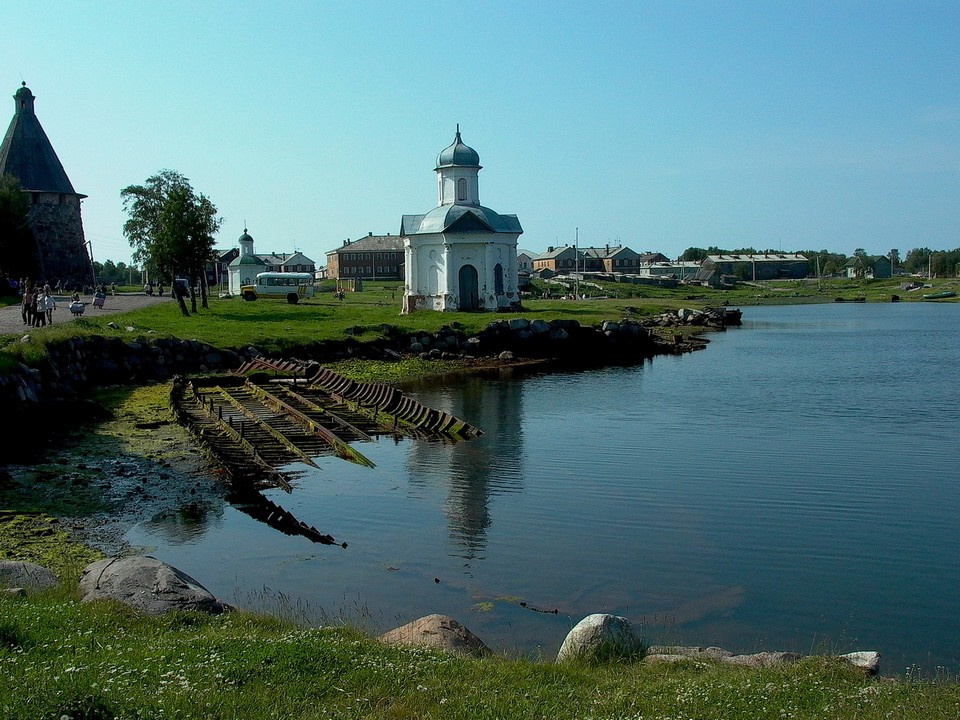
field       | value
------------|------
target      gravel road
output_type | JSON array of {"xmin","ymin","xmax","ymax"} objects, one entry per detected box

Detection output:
[{"xmin": 0, "ymin": 293, "xmax": 169, "ymax": 336}]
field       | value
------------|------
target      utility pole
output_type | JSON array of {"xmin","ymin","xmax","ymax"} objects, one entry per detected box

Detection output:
[{"xmin": 574, "ymin": 227, "xmax": 579, "ymax": 300}]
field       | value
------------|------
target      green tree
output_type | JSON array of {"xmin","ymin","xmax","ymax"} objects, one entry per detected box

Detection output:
[
  {"xmin": 903, "ymin": 247, "xmax": 931, "ymax": 275},
  {"xmin": 681, "ymin": 247, "xmax": 708, "ymax": 262},
  {"xmin": 121, "ymin": 170, "xmax": 221, "ymax": 316},
  {"xmin": 0, "ymin": 174, "xmax": 40, "ymax": 284},
  {"xmin": 852, "ymin": 248, "xmax": 869, "ymax": 278},
  {"xmin": 888, "ymin": 248, "xmax": 900, "ymax": 274}
]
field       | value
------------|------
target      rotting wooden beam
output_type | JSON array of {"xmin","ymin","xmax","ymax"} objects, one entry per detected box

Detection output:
[
  {"xmin": 245, "ymin": 380, "xmax": 376, "ymax": 468},
  {"xmin": 176, "ymin": 381, "xmax": 293, "ymax": 492},
  {"xmin": 211, "ymin": 385, "xmax": 321, "ymax": 470},
  {"xmin": 275, "ymin": 384, "xmax": 374, "ymax": 441}
]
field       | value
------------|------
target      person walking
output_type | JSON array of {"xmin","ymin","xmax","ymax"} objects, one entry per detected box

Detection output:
[
  {"xmin": 44, "ymin": 290, "xmax": 56, "ymax": 324},
  {"xmin": 31, "ymin": 287, "xmax": 45, "ymax": 327},
  {"xmin": 20, "ymin": 287, "xmax": 31, "ymax": 325}
]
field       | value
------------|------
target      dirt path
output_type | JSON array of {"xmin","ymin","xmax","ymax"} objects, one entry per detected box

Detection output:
[{"xmin": 0, "ymin": 293, "xmax": 170, "ymax": 336}]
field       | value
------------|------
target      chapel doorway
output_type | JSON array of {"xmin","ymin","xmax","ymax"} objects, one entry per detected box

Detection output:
[{"xmin": 458, "ymin": 264, "xmax": 479, "ymax": 310}]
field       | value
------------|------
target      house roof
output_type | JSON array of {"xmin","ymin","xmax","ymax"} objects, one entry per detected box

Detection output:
[
  {"xmin": 580, "ymin": 246, "xmax": 639, "ymax": 260},
  {"xmin": 401, "ymin": 204, "xmax": 522, "ymax": 236},
  {"xmin": 258, "ymin": 251, "xmax": 314, "ymax": 267},
  {"xmin": 0, "ymin": 83, "xmax": 83, "ymax": 196},
  {"xmin": 637, "ymin": 252, "xmax": 669, "ymax": 263},
  {"xmin": 533, "ymin": 246, "xmax": 577, "ymax": 259},
  {"xmin": 707, "ymin": 253, "xmax": 807, "ymax": 262},
  {"xmin": 328, "ymin": 234, "xmax": 404, "ymax": 256},
  {"xmin": 844, "ymin": 254, "xmax": 887, "ymax": 267}
]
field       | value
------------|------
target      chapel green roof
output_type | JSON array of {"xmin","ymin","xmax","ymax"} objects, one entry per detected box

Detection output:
[{"xmin": 435, "ymin": 126, "xmax": 481, "ymax": 170}]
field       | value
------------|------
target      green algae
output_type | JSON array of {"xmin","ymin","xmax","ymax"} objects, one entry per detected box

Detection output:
[{"xmin": 0, "ymin": 511, "xmax": 103, "ymax": 582}]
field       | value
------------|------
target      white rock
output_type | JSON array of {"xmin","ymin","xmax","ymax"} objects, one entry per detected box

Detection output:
[
  {"xmin": 557, "ymin": 613, "xmax": 644, "ymax": 662},
  {"xmin": 840, "ymin": 651, "xmax": 881, "ymax": 675}
]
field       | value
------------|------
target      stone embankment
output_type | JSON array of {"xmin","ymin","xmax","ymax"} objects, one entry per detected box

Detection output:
[{"xmin": 2, "ymin": 308, "xmax": 735, "ymax": 414}]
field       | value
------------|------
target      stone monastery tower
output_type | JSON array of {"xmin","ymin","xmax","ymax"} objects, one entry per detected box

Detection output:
[
  {"xmin": 400, "ymin": 127, "xmax": 522, "ymax": 312},
  {"xmin": 0, "ymin": 82, "xmax": 90, "ymax": 284}
]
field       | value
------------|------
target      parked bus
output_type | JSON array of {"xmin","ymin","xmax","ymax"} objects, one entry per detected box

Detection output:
[{"xmin": 241, "ymin": 272, "xmax": 315, "ymax": 304}]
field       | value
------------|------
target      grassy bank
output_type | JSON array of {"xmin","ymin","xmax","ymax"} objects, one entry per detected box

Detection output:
[
  {"xmin": 3, "ymin": 277, "xmax": 957, "ymax": 364},
  {"xmin": 3, "ymin": 588, "xmax": 960, "ymax": 720}
]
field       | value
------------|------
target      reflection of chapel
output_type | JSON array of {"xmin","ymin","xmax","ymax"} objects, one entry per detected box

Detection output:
[{"xmin": 400, "ymin": 127, "xmax": 522, "ymax": 312}]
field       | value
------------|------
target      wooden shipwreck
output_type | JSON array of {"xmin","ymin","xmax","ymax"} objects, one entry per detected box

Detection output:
[{"xmin": 171, "ymin": 357, "xmax": 483, "ymax": 546}]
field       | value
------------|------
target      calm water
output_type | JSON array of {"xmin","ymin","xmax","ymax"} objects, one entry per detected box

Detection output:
[{"xmin": 127, "ymin": 302, "xmax": 960, "ymax": 673}]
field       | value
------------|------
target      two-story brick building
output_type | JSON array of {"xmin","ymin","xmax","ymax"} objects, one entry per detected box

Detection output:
[{"xmin": 325, "ymin": 233, "xmax": 404, "ymax": 281}]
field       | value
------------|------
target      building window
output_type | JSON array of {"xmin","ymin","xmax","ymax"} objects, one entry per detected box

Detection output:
[{"xmin": 457, "ymin": 178, "xmax": 467, "ymax": 201}]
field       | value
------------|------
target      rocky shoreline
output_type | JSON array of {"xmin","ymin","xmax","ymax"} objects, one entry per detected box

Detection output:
[{"xmin": 0, "ymin": 308, "xmax": 733, "ymax": 414}]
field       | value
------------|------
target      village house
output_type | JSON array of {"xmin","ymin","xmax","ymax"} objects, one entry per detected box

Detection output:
[
  {"xmin": 844, "ymin": 254, "xmax": 892, "ymax": 279},
  {"xmin": 517, "ymin": 249, "xmax": 535, "ymax": 272},
  {"xmin": 532, "ymin": 245, "xmax": 579, "ymax": 272},
  {"xmin": 582, "ymin": 245, "xmax": 643, "ymax": 273},
  {"xmin": 700, "ymin": 253, "xmax": 809, "ymax": 282},
  {"xmin": 324, "ymin": 233, "xmax": 404, "ymax": 281},
  {"xmin": 636, "ymin": 260, "xmax": 702, "ymax": 279}
]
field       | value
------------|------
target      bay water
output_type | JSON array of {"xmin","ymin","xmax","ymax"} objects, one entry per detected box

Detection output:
[{"xmin": 127, "ymin": 302, "xmax": 960, "ymax": 673}]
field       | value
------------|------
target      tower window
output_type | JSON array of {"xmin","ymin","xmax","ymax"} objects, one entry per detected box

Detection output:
[{"xmin": 457, "ymin": 178, "xmax": 467, "ymax": 201}]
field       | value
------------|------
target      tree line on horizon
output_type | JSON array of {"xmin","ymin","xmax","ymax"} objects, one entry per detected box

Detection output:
[{"xmin": 680, "ymin": 245, "xmax": 959, "ymax": 277}]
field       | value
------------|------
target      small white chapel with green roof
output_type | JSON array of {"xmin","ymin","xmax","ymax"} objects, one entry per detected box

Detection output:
[{"xmin": 400, "ymin": 128, "xmax": 522, "ymax": 312}]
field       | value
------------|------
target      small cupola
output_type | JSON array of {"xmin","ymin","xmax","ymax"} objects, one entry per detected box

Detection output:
[
  {"xmin": 13, "ymin": 82, "xmax": 35, "ymax": 115},
  {"xmin": 435, "ymin": 125, "xmax": 481, "ymax": 169},
  {"xmin": 238, "ymin": 227, "xmax": 255, "ymax": 256},
  {"xmin": 435, "ymin": 125, "xmax": 482, "ymax": 207}
]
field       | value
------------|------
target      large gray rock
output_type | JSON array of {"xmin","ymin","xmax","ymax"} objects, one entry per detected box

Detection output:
[
  {"xmin": 840, "ymin": 651, "xmax": 881, "ymax": 675},
  {"xmin": 557, "ymin": 613, "xmax": 645, "ymax": 662},
  {"xmin": 0, "ymin": 560, "xmax": 58, "ymax": 590},
  {"xmin": 644, "ymin": 645, "xmax": 734, "ymax": 664},
  {"xmin": 379, "ymin": 614, "xmax": 489, "ymax": 657},
  {"xmin": 78, "ymin": 556, "xmax": 228, "ymax": 615},
  {"xmin": 724, "ymin": 651, "xmax": 803, "ymax": 668}
]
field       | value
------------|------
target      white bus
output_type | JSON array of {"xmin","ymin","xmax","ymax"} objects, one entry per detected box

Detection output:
[{"xmin": 241, "ymin": 272, "xmax": 315, "ymax": 304}]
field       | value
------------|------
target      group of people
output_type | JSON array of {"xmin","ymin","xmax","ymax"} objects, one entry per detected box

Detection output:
[{"xmin": 19, "ymin": 282, "xmax": 56, "ymax": 327}]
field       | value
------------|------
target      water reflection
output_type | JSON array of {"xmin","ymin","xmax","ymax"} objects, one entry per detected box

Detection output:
[
  {"xmin": 141, "ymin": 499, "xmax": 226, "ymax": 545},
  {"xmin": 407, "ymin": 377, "xmax": 525, "ymax": 560}
]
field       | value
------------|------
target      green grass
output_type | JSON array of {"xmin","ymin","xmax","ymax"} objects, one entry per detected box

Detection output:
[
  {"xmin": 0, "ymin": 282, "xmax": 677, "ymax": 361},
  {"xmin": 4, "ymin": 278, "xmax": 958, "ymax": 363},
  {"xmin": 1, "ymin": 590, "xmax": 958, "ymax": 720}
]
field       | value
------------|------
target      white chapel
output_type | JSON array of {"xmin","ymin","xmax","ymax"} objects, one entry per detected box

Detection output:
[{"xmin": 400, "ymin": 127, "xmax": 522, "ymax": 312}]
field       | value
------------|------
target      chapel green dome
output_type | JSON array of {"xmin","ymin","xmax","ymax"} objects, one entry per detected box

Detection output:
[{"xmin": 435, "ymin": 126, "xmax": 480, "ymax": 169}]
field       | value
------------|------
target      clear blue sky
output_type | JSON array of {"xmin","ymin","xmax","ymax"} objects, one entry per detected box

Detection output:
[{"xmin": 4, "ymin": 0, "xmax": 958, "ymax": 266}]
